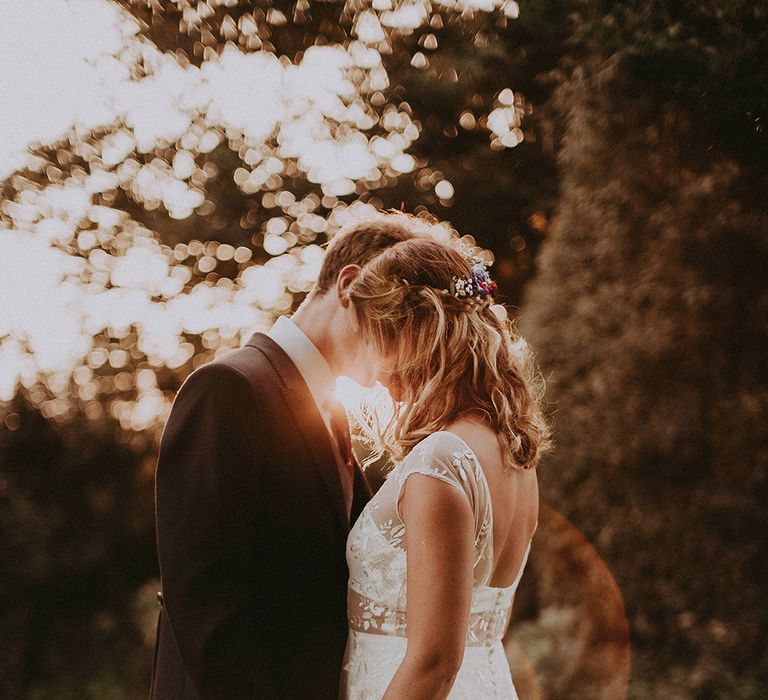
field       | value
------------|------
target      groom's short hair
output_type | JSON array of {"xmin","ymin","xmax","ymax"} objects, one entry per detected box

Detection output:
[{"xmin": 315, "ymin": 211, "xmax": 441, "ymax": 294}]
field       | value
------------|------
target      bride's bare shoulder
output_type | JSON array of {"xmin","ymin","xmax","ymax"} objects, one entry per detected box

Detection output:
[
  {"xmin": 444, "ymin": 418, "xmax": 538, "ymax": 484},
  {"xmin": 442, "ymin": 418, "xmax": 502, "ymax": 462}
]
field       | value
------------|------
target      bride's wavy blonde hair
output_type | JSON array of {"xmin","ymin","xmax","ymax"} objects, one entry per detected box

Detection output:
[{"xmin": 347, "ymin": 238, "xmax": 550, "ymax": 471}]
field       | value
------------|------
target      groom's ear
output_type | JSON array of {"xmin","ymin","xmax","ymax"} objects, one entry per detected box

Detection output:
[{"xmin": 336, "ymin": 264, "xmax": 361, "ymax": 307}]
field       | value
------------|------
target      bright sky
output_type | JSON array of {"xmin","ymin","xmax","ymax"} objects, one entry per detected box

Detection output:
[
  {"xmin": 0, "ymin": 0, "xmax": 519, "ymax": 178},
  {"xmin": 0, "ymin": 0, "xmax": 138, "ymax": 178}
]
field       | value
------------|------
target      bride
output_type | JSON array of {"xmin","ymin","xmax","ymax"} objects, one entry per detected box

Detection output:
[{"xmin": 340, "ymin": 238, "xmax": 550, "ymax": 699}]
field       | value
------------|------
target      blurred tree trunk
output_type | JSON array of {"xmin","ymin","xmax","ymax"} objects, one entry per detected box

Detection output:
[{"xmin": 521, "ymin": 54, "xmax": 768, "ymax": 698}]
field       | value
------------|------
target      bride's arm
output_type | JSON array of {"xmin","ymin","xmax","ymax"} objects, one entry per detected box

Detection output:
[{"xmin": 382, "ymin": 473, "xmax": 475, "ymax": 700}]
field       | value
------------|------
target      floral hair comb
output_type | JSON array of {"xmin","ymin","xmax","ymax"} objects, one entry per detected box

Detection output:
[{"xmin": 449, "ymin": 261, "xmax": 498, "ymax": 302}]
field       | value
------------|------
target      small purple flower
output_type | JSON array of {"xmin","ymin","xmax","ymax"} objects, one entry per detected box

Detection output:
[{"xmin": 450, "ymin": 261, "xmax": 497, "ymax": 302}]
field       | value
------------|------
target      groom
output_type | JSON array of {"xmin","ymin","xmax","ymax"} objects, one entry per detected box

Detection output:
[{"xmin": 150, "ymin": 214, "xmax": 417, "ymax": 699}]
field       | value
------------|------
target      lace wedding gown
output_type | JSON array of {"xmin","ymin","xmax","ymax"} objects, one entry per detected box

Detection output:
[{"xmin": 341, "ymin": 431, "xmax": 533, "ymax": 699}]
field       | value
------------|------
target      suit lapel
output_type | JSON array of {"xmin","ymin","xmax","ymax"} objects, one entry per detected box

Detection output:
[{"xmin": 246, "ymin": 333, "xmax": 349, "ymax": 531}]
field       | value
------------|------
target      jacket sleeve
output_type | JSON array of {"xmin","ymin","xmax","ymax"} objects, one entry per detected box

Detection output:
[{"xmin": 155, "ymin": 362, "xmax": 279, "ymax": 699}]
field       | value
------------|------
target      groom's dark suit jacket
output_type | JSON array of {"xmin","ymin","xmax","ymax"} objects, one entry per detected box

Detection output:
[{"xmin": 150, "ymin": 332, "xmax": 371, "ymax": 700}]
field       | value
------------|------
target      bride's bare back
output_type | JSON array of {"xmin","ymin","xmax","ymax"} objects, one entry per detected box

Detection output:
[{"xmin": 446, "ymin": 418, "xmax": 539, "ymax": 589}]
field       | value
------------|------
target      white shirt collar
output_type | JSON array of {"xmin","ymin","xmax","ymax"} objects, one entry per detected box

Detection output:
[{"xmin": 267, "ymin": 315, "xmax": 335, "ymax": 411}]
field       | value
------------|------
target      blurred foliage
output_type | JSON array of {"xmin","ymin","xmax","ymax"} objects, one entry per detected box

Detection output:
[
  {"xmin": 521, "ymin": 53, "xmax": 768, "ymax": 698},
  {"xmin": 0, "ymin": 397, "xmax": 155, "ymax": 698},
  {"xmin": 1, "ymin": 0, "xmax": 766, "ymax": 697},
  {"xmin": 572, "ymin": 0, "xmax": 768, "ymax": 171}
]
